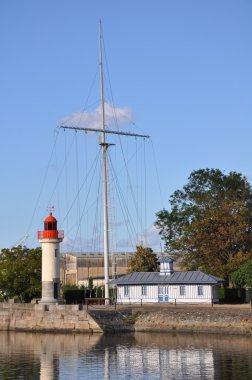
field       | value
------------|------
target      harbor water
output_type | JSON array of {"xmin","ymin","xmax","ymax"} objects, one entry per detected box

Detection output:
[{"xmin": 0, "ymin": 331, "xmax": 251, "ymax": 379}]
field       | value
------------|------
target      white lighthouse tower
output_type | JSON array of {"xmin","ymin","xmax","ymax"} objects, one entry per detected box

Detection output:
[{"xmin": 38, "ymin": 212, "xmax": 64, "ymax": 304}]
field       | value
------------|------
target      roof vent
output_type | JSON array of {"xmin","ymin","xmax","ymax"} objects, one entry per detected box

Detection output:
[{"xmin": 160, "ymin": 256, "xmax": 174, "ymax": 275}]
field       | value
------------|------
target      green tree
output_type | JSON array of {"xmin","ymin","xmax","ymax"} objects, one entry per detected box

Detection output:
[
  {"xmin": 155, "ymin": 169, "xmax": 252, "ymax": 281},
  {"xmin": 128, "ymin": 245, "xmax": 158, "ymax": 273},
  {"xmin": 0, "ymin": 246, "xmax": 42, "ymax": 302},
  {"xmin": 231, "ymin": 259, "xmax": 252, "ymax": 288}
]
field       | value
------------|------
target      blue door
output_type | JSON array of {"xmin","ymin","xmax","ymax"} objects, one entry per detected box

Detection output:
[{"xmin": 158, "ymin": 286, "xmax": 169, "ymax": 302}]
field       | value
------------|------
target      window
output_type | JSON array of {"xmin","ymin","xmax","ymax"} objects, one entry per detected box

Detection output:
[
  {"xmin": 198, "ymin": 286, "xmax": 204, "ymax": 296},
  {"xmin": 54, "ymin": 282, "xmax": 58, "ymax": 299},
  {"xmin": 124, "ymin": 286, "xmax": 129, "ymax": 297},
  {"xmin": 44, "ymin": 222, "xmax": 57, "ymax": 231},
  {"xmin": 180, "ymin": 285, "xmax": 186, "ymax": 296},
  {"xmin": 55, "ymin": 249, "xmax": 58, "ymax": 258},
  {"xmin": 141, "ymin": 286, "xmax": 147, "ymax": 297}
]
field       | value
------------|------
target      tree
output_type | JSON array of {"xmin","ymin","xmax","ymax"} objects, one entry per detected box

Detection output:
[
  {"xmin": 0, "ymin": 246, "xmax": 42, "ymax": 302},
  {"xmin": 231, "ymin": 259, "xmax": 252, "ymax": 288},
  {"xmin": 155, "ymin": 169, "xmax": 252, "ymax": 281},
  {"xmin": 128, "ymin": 245, "xmax": 158, "ymax": 273}
]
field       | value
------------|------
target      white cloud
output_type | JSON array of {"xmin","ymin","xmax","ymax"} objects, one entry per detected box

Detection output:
[
  {"xmin": 60, "ymin": 102, "xmax": 133, "ymax": 131},
  {"xmin": 116, "ymin": 224, "xmax": 162, "ymax": 252},
  {"xmin": 138, "ymin": 224, "xmax": 162, "ymax": 250},
  {"xmin": 62, "ymin": 224, "xmax": 162, "ymax": 253},
  {"xmin": 61, "ymin": 235, "xmax": 103, "ymax": 253}
]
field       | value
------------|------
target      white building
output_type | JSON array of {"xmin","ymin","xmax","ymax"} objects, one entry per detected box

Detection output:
[{"xmin": 111, "ymin": 257, "xmax": 224, "ymax": 304}]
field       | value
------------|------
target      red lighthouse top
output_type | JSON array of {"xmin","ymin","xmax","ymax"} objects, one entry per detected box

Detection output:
[{"xmin": 37, "ymin": 212, "xmax": 64, "ymax": 240}]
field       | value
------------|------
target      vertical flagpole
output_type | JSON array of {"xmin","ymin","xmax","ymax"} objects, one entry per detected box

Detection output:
[{"xmin": 99, "ymin": 20, "xmax": 110, "ymax": 302}]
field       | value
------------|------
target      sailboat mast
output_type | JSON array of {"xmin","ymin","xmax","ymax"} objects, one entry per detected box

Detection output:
[{"xmin": 99, "ymin": 20, "xmax": 110, "ymax": 301}]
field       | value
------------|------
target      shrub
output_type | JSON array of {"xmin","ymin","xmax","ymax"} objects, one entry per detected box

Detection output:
[{"xmin": 218, "ymin": 288, "xmax": 246, "ymax": 303}]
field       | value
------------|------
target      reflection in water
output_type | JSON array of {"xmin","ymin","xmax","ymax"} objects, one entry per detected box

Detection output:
[{"xmin": 0, "ymin": 332, "xmax": 252, "ymax": 379}]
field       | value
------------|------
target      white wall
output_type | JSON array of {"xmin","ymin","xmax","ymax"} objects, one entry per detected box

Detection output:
[
  {"xmin": 116, "ymin": 284, "xmax": 219, "ymax": 304},
  {"xmin": 41, "ymin": 239, "xmax": 60, "ymax": 282}
]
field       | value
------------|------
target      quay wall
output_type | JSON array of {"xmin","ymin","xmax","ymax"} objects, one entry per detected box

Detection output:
[
  {"xmin": 0, "ymin": 303, "xmax": 102, "ymax": 333},
  {"xmin": 1, "ymin": 303, "xmax": 252, "ymax": 335},
  {"xmin": 89, "ymin": 304, "xmax": 252, "ymax": 335},
  {"xmin": 133, "ymin": 305, "xmax": 252, "ymax": 335}
]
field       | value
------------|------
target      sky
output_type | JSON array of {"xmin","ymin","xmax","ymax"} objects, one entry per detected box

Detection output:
[{"xmin": 0, "ymin": 0, "xmax": 252, "ymax": 252}]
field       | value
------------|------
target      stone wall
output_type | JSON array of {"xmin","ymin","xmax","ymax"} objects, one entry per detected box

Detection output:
[
  {"xmin": 0, "ymin": 303, "xmax": 102, "ymax": 333},
  {"xmin": 1, "ymin": 303, "xmax": 252, "ymax": 335},
  {"xmin": 133, "ymin": 305, "xmax": 252, "ymax": 334},
  {"xmin": 89, "ymin": 304, "xmax": 252, "ymax": 335}
]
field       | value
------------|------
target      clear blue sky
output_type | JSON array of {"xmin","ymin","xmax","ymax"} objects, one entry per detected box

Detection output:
[{"xmin": 1, "ymin": 1, "xmax": 252, "ymax": 251}]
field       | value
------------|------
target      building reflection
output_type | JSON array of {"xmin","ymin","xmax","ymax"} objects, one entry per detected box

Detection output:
[{"xmin": 0, "ymin": 332, "xmax": 252, "ymax": 379}]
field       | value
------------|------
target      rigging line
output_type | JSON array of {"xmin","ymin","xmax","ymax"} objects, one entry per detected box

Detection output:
[
  {"xmin": 107, "ymin": 150, "xmax": 117, "ymax": 254},
  {"xmin": 75, "ymin": 131, "xmax": 82, "ymax": 249},
  {"xmin": 63, "ymin": 150, "xmax": 103, "ymax": 235},
  {"xmin": 46, "ymin": 131, "xmax": 77, "ymax": 215},
  {"xmin": 107, "ymin": 153, "xmax": 137, "ymax": 250},
  {"xmin": 64, "ymin": 131, "xmax": 69, "ymax": 233},
  {"xmin": 116, "ymin": 136, "xmax": 145, "ymax": 236},
  {"xmin": 91, "ymin": 163, "xmax": 102, "ymax": 253},
  {"xmin": 106, "ymin": 150, "xmax": 117, "ymax": 255},
  {"xmin": 54, "ymin": 131, "xmax": 61, "ymax": 221},
  {"xmin": 62, "ymin": 65, "xmax": 100, "ymax": 127},
  {"xmin": 150, "ymin": 139, "xmax": 165, "ymax": 208},
  {"xmin": 26, "ymin": 128, "xmax": 60, "ymax": 238},
  {"xmin": 70, "ymin": 149, "xmax": 101, "ymax": 253},
  {"xmin": 103, "ymin": 139, "xmax": 145, "ymax": 182},
  {"xmin": 103, "ymin": 41, "xmax": 148, "ymax": 139},
  {"xmin": 84, "ymin": 133, "xmax": 89, "ymax": 251},
  {"xmin": 59, "ymin": 148, "xmax": 101, "ymax": 228},
  {"xmin": 101, "ymin": 31, "xmax": 150, "ymax": 240},
  {"xmin": 102, "ymin": 35, "xmax": 135, "ymax": 131},
  {"xmin": 143, "ymin": 138, "xmax": 147, "ymax": 245},
  {"xmin": 98, "ymin": 63, "xmax": 147, "ymax": 235},
  {"xmin": 111, "ymin": 176, "xmax": 137, "ymax": 250},
  {"xmin": 30, "ymin": 130, "xmax": 76, "ymax": 247},
  {"xmin": 135, "ymin": 137, "xmax": 139, "ymax": 239}
]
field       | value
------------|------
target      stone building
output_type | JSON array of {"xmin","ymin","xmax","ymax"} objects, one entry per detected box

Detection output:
[{"xmin": 60, "ymin": 252, "xmax": 134, "ymax": 286}]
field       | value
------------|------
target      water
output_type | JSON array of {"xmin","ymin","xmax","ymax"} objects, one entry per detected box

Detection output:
[{"xmin": 0, "ymin": 331, "xmax": 252, "ymax": 380}]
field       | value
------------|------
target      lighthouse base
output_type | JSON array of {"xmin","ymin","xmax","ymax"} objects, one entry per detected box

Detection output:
[{"xmin": 40, "ymin": 280, "xmax": 60, "ymax": 304}]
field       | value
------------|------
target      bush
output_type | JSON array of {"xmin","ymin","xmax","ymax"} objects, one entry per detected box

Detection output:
[
  {"xmin": 247, "ymin": 288, "xmax": 252, "ymax": 302},
  {"xmin": 218, "ymin": 288, "xmax": 246, "ymax": 303},
  {"xmin": 63, "ymin": 285, "xmax": 85, "ymax": 304}
]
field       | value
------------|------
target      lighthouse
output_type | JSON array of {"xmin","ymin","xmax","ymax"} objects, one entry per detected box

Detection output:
[{"xmin": 37, "ymin": 212, "xmax": 64, "ymax": 304}]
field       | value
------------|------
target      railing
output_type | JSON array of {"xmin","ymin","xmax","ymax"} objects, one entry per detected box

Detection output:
[
  {"xmin": 117, "ymin": 296, "xmax": 216, "ymax": 307},
  {"xmin": 85, "ymin": 298, "xmax": 115, "ymax": 310},
  {"xmin": 37, "ymin": 230, "xmax": 64, "ymax": 239}
]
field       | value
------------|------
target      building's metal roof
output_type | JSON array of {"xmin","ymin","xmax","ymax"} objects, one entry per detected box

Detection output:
[
  {"xmin": 158, "ymin": 256, "xmax": 174, "ymax": 263},
  {"xmin": 110, "ymin": 271, "xmax": 224, "ymax": 285}
]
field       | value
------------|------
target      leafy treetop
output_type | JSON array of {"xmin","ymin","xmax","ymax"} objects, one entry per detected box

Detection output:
[
  {"xmin": 128, "ymin": 245, "xmax": 158, "ymax": 273},
  {"xmin": 0, "ymin": 246, "xmax": 41, "ymax": 302},
  {"xmin": 231, "ymin": 259, "xmax": 252, "ymax": 288},
  {"xmin": 155, "ymin": 168, "xmax": 252, "ymax": 281}
]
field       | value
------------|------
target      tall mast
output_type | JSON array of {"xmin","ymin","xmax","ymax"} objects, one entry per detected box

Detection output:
[
  {"xmin": 99, "ymin": 20, "xmax": 110, "ymax": 301},
  {"xmin": 59, "ymin": 22, "xmax": 150, "ymax": 302}
]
